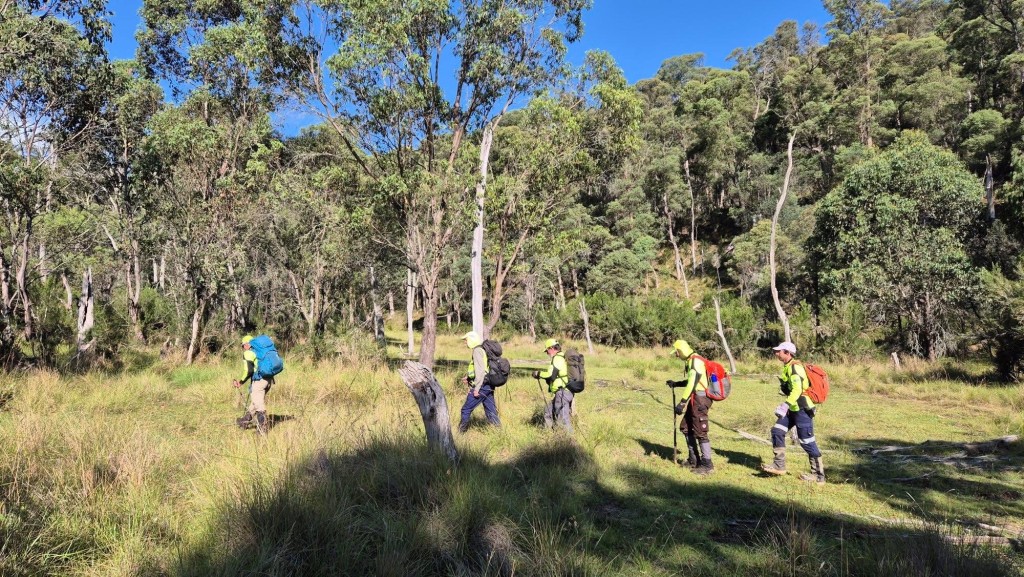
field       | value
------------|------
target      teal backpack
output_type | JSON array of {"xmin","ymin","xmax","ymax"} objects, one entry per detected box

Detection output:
[{"xmin": 249, "ymin": 335, "xmax": 284, "ymax": 380}]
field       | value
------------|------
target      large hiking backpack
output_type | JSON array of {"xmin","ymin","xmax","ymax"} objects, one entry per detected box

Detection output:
[
  {"xmin": 804, "ymin": 363, "xmax": 830, "ymax": 404},
  {"xmin": 249, "ymin": 335, "xmax": 284, "ymax": 380},
  {"xmin": 480, "ymin": 339, "xmax": 510, "ymax": 387},
  {"xmin": 694, "ymin": 355, "xmax": 731, "ymax": 401},
  {"xmin": 565, "ymin": 348, "xmax": 586, "ymax": 393}
]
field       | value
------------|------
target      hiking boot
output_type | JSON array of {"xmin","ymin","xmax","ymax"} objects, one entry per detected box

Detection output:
[
  {"xmin": 236, "ymin": 412, "xmax": 253, "ymax": 430},
  {"xmin": 692, "ymin": 465, "xmax": 716, "ymax": 479},
  {"xmin": 799, "ymin": 456, "xmax": 826, "ymax": 484},
  {"xmin": 255, "ymin": 411, "xmax": 268, "ymax": 434},
  {"xmin": 684, "ymin": 446, "xmax": 701, "ymax": 468},
  {"xmin": 683, "ymin": 434, "xmax": 701, "ymax": 468},
  {"xmin": 692, "ymin": 461, "xmax": 715, "ymax": 476},
  {"xmin": 762, "ymin": 448, "xmax": 787, "ymax": 476}
]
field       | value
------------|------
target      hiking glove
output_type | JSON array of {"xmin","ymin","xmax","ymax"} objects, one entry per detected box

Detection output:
[
  {"xmin": 666, "ymin": 380, "xmax": 676, "ymax": 388},
  {"xmin": 774, "ymin": 402, "xmax": 790, "ymax": 418},
  {"xmin": 532, "ymin": 370, "xmax": 540, "ymax": 379},
  {"xmin": 674, "ymin": 402, "xmax": 685, "ymax": 415}
]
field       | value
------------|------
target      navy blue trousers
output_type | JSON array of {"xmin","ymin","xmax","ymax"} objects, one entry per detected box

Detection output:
[
  {"xmin": 459, "ymin": 385, "xmax": 501, "ymax": 430},
  {"xmin": 771, "ymin": 408, "xmax": 821, "ymax": 458}
]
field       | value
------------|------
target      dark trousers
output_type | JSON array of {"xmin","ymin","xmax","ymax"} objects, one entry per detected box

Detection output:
[
  {"xmin": 459, "ymin": 385, "xmax": 501, "ymax": 430},
  {"xmin": 771, "ymin": 408, "xmax": 821, "ymax": 458},
  {"xmin": 544, "ymin": 387, "xmax": 574, "ymax": 433},
  {"xmin": 680, "ymin": 394, "xmax": 712, "ymax": 442}
]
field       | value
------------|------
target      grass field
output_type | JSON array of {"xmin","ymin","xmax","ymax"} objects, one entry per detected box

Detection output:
[{"xmin": 1, "ymin": 333, "xmax": 1023, "ymax": 576}]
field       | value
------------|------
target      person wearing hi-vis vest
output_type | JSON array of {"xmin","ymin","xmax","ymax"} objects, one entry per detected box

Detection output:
[
  {"xmin": 457, "ymin": 331, "xmax": 501, "ymax": 433},
  {"xmin": 761, "ymin": 341, "xmax": 825, "ymax": 483},
  {"xmin": 667, "ymin": 339, "xmax": 715, "ymax": 475},
  {"xmin": 533, "ymin": 338, "xmax": 573, "ymax": 433},
  {"xmin": 232, "ymin": 335, "xmax": 272, "ymax": 432}
]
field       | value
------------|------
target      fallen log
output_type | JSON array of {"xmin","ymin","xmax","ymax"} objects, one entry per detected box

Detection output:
[{"xmin": 853, "ymin": 435, "xmax": 1018, "ymax": 456}]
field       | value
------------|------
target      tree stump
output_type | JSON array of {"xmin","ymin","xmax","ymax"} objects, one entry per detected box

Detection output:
[{"xmin": 397, "ymin": 361, "xmax": 459, "ymax": 464}]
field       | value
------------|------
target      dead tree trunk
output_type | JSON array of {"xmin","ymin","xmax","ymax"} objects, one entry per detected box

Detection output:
[
  {"xmin": 769, "ymin": 133, "xmax": 796, "ymax": 343},
  {"xmin": 397, "ymin": 361, "xmax": 459, "ymax": 464}
]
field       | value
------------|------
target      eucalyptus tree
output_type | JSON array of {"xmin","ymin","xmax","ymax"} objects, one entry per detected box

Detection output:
[
  {"xmin": 822, "ymin": 0, "xmax": 891, "ymax": 149},
  {"xmin": 0, "ymin": 0, "xmax": 111, "ymax": 361},
  {"xmin": 813, "ymin": 132, "xmax": 982, "ymax": 360},
  {"xmin": 269, "ymin": 127, "xmax": 374, "ymax": 339},
  {"xmin": 138, "ymin": 0, "xmax": 283, "ymax": 361},
  {"xmin": 261, "ymin": 0, "xmax": 588, "ymax": 364},
  {"xmin": 482, "ymin": 96, "xmax": 586, "ymax": 333},
  {"xmin": 946, "ymin": 0, "xmax": 1024, "ymax": 119},
  {"xmin": 875, "ymin": 34, "xmax": 970, "ymax": 148},
  {"xmin": 71, "ymin": 61, "xmax": 163, "ymax": 343}
]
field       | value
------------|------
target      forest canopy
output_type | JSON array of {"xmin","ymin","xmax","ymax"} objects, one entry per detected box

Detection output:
[{"xmin": 2, "ymin": 0, "xmax": 1024, "ymax": 378}]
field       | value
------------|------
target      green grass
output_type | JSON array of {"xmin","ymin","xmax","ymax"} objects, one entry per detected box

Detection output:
[{"xmin": 1, "ymin": 334, "xmax": 1022, "ymax": 576}]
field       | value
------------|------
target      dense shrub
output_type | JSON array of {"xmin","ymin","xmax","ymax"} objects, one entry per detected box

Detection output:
[{"xmin": 533, "ymin": 293, "xmax": 760, "ymax": 354}]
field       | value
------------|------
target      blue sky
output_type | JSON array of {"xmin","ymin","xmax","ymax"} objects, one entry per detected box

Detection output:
[{"xmin": 106, "ymin": 1, "xmax": 831, "ymax": 131}]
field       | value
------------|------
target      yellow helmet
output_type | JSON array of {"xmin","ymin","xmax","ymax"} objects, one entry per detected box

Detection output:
[
  {"xmin": 670, "ymin": 339, "xmax": 693, "ymax": 358},
  {"xmin": 241, "ymin": 335, "xmax": 255, "ymax": 345},
  {"xmin": 543, "ymin": 338, "xmax": 560, "ymax": 351}
]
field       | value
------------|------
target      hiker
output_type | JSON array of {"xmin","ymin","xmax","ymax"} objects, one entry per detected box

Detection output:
[
  {"xmin": 532, "ymin": 338, "xmax": 573, "ymax": 433},
  {"xmin": 232, "ymin": 334, "xmax": 273, "ymax": 432},
  {"xmin": 667, "ymin": 339, "xmax": 716, "ymax": 475},
  {"xmin": 761, "ymin": 341, "xmax": 825, "ymax": 483},
  {"xmin": 457, "ymin": 331, "xmax": 501, "ymax": 433}
]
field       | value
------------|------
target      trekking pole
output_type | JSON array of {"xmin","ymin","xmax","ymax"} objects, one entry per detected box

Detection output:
[{"xmin": 671, "ymin": 384, "xmax": 678, "ymax": 464}]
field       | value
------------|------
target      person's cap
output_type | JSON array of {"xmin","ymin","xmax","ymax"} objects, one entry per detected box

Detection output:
[
  {"xmin": 462, "ymin": 331, "xmax": 482, "ymax": 347},
  {"xmin": 670, "ymin": 339, "xmax": 693, "ymax": 357},
  {"xmin": 543, "ymin": 338, "xmax": 559, "ymax": 350},
  {"xmin": 773, "ymin": 341, "xmax": 797, "ymax": 354},
  {"xmin": 241, "ymin": 335, "xmax": 254, "ymax": 345}
]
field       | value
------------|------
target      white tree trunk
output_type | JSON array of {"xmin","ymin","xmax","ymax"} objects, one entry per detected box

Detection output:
[
  {"xmin": 471, "ymin": 122, "xmax": 497, "ymax": 338},
  {"xmin": 75, "ymin": 267, "xmax": 95, "ymax": 356},
  {"xmin": 769, "ymin": 134, "xmax": 796, "ymax": 343},
  {"xmin": 370, "ymin": 265, "xmax": 385, "ymax": 348},
  {"xmin": 406, "ymin": 268, "xmax": 417, "ymax": 355},
  {"xmin": 186, "ymin": 297, "xmax": 206, "ymax": 365},
  {"xmin": 664, "ymin": 192, "xmax": 688, "ymax": 298},
  {"xmin": 579, "ymin": 297, "xmax": 594, "ymax": 355}
]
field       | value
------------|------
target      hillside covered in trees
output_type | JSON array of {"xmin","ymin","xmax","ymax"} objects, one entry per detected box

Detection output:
[{"xmin": 2, "ymin": 0, "xmax": 1024, "ymax": 377}]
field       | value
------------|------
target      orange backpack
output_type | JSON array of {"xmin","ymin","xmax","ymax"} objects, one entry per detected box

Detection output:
[
  {"xmin": 694, "ymin": 355, "xmax": 731, "ymax": 401},
  {"xmin": 803, "ymin": 363, "xmax": 830, "ymax": 404}
]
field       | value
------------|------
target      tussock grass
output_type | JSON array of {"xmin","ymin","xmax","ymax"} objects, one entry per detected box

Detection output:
[{"xmin": 1, "ymin": 334, "xmax": 1022, "ymax": 575}]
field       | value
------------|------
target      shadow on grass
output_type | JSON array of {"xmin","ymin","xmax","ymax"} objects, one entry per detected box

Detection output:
[
  {"xmin": 635, "ymin": 437, "xmax": 676, "ymax": 461},
  {"xmin": 266, "ymin": 414, "xmax": 295, "ymax": 430},
  {"xmin": 171, "ymin": 433, "xmax": 1023, "ymax": 577},
  {"xmin": 830, "ymin": 435, "xmax": 1024, "ymax": 521}
]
